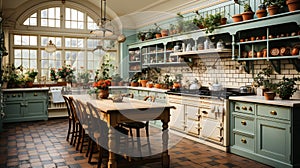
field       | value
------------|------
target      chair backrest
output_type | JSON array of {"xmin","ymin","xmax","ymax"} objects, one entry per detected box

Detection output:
[
  {"xmin": 62, "ymin": 95, "xmax": 72, "ymax": 118},
  {"xmin": 76, "ymin": 99, "xmax": 91, "ymax": 129},
  {"xmin": 68, "ymin": 96, "xmax": 79, "ymax": 121},
  {"xmin": 122, "ymin": 93, "xmax": 134, "ymax": 98},
  {"xmin": 144, "ymin": 95, "xmax": 155, "ymax": 102},
  {"xmin": 86, "ymin": 102, "xmax": 108, "ymax": 148}
]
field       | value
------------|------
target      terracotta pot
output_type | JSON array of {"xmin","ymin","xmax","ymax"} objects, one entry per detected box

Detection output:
[
  {"xmin": 154, "ymin": 83, "xmax": 162, "ymax": 89},
  {"xmin": 173, "ymin": 82, "xmax": 181, "ymax": 88},
  {"xmin": 131, "ymin": 82, "xmax": 139, "ymax": 87},
  {"xmin": 264, "ymin": 92, "xmax": 276, "ymax": 100},
  {"xmin": 146, "ymin": 83, "xmax": 154, "ymax": 88},
  {"xmin": 268, "ymin": 5, "xmax": 279, "ymax": 15},
  {"xmin": 155, "ymin": 33, "xmax": 162, "ymax": 39},
  {"xmin": 292, "ymin": 47, "xmax": 299, "ymax": 55},
  {"xmin": 256, "ymin": 9, "xmax": 267, "ymax": 18},
  {"xmin": 220, "ymin": 17, "xmax": 227, "ymax": 25},
  {"xmin": 97, "ymin": 90, "xmax": 109, "ymax": 99},
  {"xmin": 242, "ymin": 11, "xmax": 254, "ymax": 20},
  {"xmin": 161, "ymin": 29, "xmax": 168, "ymax": 37},
  {"xmin": 286, "ymin": 0, "xmax": 300, "ymax": 11},
  {"xmin": 232, "ymin": 14, "xmax": 243, "ymax": 22},
  {"xmin": 118, "ymin": 81, "xmax": 124, "ymax": 86},
  {"xmin": 140, "ymin": 80, "xmax": 148, "ymax": 87}
]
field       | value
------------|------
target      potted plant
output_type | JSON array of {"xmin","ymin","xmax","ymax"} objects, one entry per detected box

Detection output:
[
  {"xmin": 242, "ymin": 3, "xmax": 255, "ymax": 20},
  {"xmin": 253, "ymin": 66, "xmax": 277, "ymax": 100},
  {"xmin": 137, "ymin": 31, "xmax": 146, "ymax": 41},
  {"xmin": 192, "ymin": 11, "xmax": 205, "ymax": 29},
  {"xmin": 154, "ymin": 23, "xmax": 162, "ymax": 38},
  {"xmin": 111, "ymin": 74, "xmax": 123, "ymax": 86},
  {"xmin": 276, "ymin": 76, "xmax": 300, "ymax": 99},
  {"xmin": 286, "ymin": 0, "xmax": 300, "ymax": 11},
  {"xmin": 25, "ymin": 69, "xmax": 38, "ymax": 87},
  {"xmin": 201, "ymin": 13, "xmax": 222, "ymax": 34},
  {"xmin": 263, "ymin": 0, "xmax": 285, "ymax": 15},
  {"xmin": 256, "ymin": 3, "xmax": 268, "ymax": 18}
]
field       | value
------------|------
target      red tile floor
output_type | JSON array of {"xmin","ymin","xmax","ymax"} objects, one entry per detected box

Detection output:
[{"xmin": 0, "ymin": 118, "xmax": 272, "ymax": 168}]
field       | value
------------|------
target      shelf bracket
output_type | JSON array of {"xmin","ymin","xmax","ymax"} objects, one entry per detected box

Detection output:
[
  {"xmin": 270, "ymin": 60, "xmax": 281, "ymax": 74},
  {"xmin": 289, "ymin": 59, "xmax": 300, "ymax": 72}
]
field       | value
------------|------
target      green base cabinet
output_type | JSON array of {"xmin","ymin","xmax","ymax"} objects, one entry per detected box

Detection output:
[
  {"xmin": 2, "ymin": 88, "xmax": 49, "ymax": 123},
  {"xmin": 229, "ymin": 98, "xmax": 300, "ymax": 168}
]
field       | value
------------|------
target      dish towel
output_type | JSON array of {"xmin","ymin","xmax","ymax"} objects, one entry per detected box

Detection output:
[{"xmin": 51, "ymin": 90, "xmax": 65, "ymax": 103}]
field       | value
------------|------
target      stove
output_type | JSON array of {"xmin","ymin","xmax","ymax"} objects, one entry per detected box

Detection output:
[{"xmin": 167, "ymin": 87, "xmax": 254, "ymax": 99}]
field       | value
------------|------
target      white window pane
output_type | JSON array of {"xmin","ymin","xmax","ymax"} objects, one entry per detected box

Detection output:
[
  {"xmin": 30, "ymin": 18, "xmax": 37, "ymax": 26},
  {"xmin": 14, "ymin": 35, "xmax": 22, "ymax": 45},
  {"xmin": 22, "ymin": 36, "xmax": 29, "ymax": 45},
  {"xmin": 49, "ymin": 8, "xmax": 55, "ymax": 18},
  {"xmin": 56, "ymin": 20, "xmax": 60, "ymax": 27},
  {"xmin": 41, "ymin": 60, "xmax": 48, "ymax": 68},
  {"xmin": 14, "ymin": 50, "xmax": 22, "ymax": 58},
  {"xmin": 41, "ymin": 19, "xmax": 47, "ymax": 26},
  {"xmin": 78, "ymin": 12, "xmax": 84, "ymax": 21},
  {"xmin": 41, "ymin": 9, "xmax": 47, "ymax": 18},
  {"xmin": 78, "ymin": 39, "xmax": 84, "ymax": 48},
  {"xmin": 56, "ymin": 8, "xmax": 60, "ymax": 19},
  {"xmin": 24, "ymin": 19, "xmax": 30, "ymax": 25},
  {"xmin": 14, "ymin": 59, "xmax": 22, "ymax": 67},
  {"xmin": 23, "ymin": 60, "xmax": 30, "ymax": 68},
  {"xmin": 66, "ymin": 21, "xmax": 71, "ymax": 28},
  {"xmin": 30, "ymin": 60, "xmax": 37, "ymax": 68},
  {"xmin": 71, "ymin": 21, "xmax": 77, "ymax": 29},
  {"xmin": 71, "ymin": 9, "xmax": 77, "ymax": 20},
  {"xmin": 78, "ymin": 22, "xmax": 84, "ymax": 29},
  {"xmin": 30, "ymin": 36, "xmax": 37, "ymax": 46},
  {"xmin": 30, "ymin": 50, "xmax": 37, "ymax": 59},
  {"xmin": 48, "ymin": 19, "xmax": 55, "ymax": 27},
  {"xmin": 66, "ymin": 8, "xmax": 70, "ymax": 20},
  {"xmin": 23, "ymin": 50, "xmax": 29, "ymax": 58}
]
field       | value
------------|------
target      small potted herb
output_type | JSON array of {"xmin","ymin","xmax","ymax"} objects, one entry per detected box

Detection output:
[{"xmin": 242, "ymin": 3, "xmax": 255, "ymax": 20}]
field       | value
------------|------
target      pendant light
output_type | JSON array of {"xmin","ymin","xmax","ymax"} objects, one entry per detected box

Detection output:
[
  {"xmin": 90, "ymin": 0, "xmax": 113, "ymax": 37},
  {"xmin": 45, "ymin": 40, "xmax": 56, "ymax": 53}
]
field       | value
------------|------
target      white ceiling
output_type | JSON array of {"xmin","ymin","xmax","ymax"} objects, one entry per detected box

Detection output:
[{"xmin": 1, "ymin": 0, "xmax": 224, "ymax": 29}]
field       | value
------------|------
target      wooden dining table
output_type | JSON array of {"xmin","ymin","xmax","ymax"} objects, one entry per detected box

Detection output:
[{"xmin": 67, "ymin": 94, "xmax": 175, "ymax": 168}]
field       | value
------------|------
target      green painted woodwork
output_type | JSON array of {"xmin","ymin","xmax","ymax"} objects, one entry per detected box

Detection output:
[
  {"xmin": 230, "ymin": 100, "xmax": 300, "ymax": 168},
  {"xmin": 3, "ymin": 89, "xmax": 49, "ymax": 123}
]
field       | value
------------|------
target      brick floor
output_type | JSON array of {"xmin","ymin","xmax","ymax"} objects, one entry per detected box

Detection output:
[{"xmin": 0, "ymin": 118, "xmax": 272, "ymax": 168}]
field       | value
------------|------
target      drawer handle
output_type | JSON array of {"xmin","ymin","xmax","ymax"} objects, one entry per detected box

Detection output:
[
  {"xmin": 12, "ymin": 94, "xmax": 16, "ymax": 97},
  {"xmin": 34, "ymin": 93, "xmax": 38, "ymax": 96},
  {"xmin": 236, "ymin": 106, "xmax": 240, "ymax": 110},
  {"xmin": 202, "ymin": 111, "xmax": 208, "ymax": 114},
  {"xmin": 249, "ymin": 107, "xmax": 253, "ymax": 111},
  {"xmin": 270, "ymin": 110, "xmax": 277, "ymax": 115},
  {"xmin": 241, "ymin": 121, "xmax": 247, "ymax": 126},
  {"xmin": 242, "ymin": 106, "xmax": 247, "ymax": 110},
  {"xmin": 241, "ymin": 138, "xmax": 247, "ymax": 144}
]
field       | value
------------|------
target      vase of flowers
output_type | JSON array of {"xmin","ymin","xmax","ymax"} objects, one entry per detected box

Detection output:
[
  {"xmin": 57, "ymin": 65, "xmax": 75, "ymax": 82},
  {"xmin": 93, "ymin": 79, "xmax": 111, "ymax": 99}
]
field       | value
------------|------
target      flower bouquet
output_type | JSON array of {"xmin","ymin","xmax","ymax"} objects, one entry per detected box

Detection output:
[{"xmin": 92, "ymin": 79, "xmax": 111, "ymax": 99}]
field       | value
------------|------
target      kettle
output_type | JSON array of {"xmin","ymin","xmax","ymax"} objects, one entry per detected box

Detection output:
[
  {"xmin": 209, "ymin": 82, "xmax": 222, "ymax": 91},
  {"xmin": 189, "ymin": 78, "xmax": 200, "ymax": 90},
  {"xmin": 239, "ymin": 85, "xmax": 253, "ymax": 93}
]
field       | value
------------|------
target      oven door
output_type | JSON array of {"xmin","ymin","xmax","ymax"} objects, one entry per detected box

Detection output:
[{"xmin": 200, "ymin": 118, "xmax": 223, "ymax": 144}]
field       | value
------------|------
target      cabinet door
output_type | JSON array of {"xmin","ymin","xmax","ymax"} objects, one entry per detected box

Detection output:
[
  {"xmin": 256, "ymin": 119, "xmax": 291, "ymax": 163},
  {"xmin": 3, "ymin": 101, "xmax": 23, "ymax": 122},
  {"xmin": 169, "ymin": 102, "xmax": 185, "ymax": 132},
  {"xmin": 24, "ymin": 100, "xmax": 48, "ymax": 117},
  {"xmin": 186, "ymin": 105, "xmax": 200, "ymax": 136}
]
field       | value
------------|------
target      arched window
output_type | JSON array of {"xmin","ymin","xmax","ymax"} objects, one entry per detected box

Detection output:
[{"xmin": 11, "ymin": 3, "xmax": 118, "ymax": 82}]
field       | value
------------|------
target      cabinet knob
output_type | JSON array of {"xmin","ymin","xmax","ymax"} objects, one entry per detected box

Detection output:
[
  {"xmin": 270, "ymin": 110, "xmax": 277, "ymax": 115},
  {"xmin": 242, "ymin": 106, "xmax": 247, "ymax": 110},
  {"xmin": 241, "ymin": 138, "xmax": 247, "ymax": 144},
  {"xmin": 34, "ymin": 93, "xmax": 38, "ymax": 96},
  {"xmin": 236, "ymin": 106, "xmax": 240, "ymax": 110},
  {"xmin": 249, "ymin": 107, "xmax": 253, "ymax": 111},
  {"xmin": 241, "ymin": 121, "xmax": 247, "ymax": 126},
  {"xmin": 12, "ymin": 94, "xmax": 16, "ymax": 97}
]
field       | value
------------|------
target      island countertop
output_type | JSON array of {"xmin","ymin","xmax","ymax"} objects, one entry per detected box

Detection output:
[{"xmin": 229, "ymin": 95, "xmax": 300, "ymax": 107}]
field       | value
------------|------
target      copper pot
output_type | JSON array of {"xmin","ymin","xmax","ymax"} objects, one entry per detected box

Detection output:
[{"xmin": 292, "ymin": 47, "xmax": 299, "ymax": 55}]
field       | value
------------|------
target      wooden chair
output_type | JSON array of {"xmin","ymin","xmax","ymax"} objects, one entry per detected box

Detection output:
[
  {"xmin": 63, "ymin": 96, "xmax": 80, "ymax": 146},
  {"xmin": 86, "ymin": 102, "xmax": 129, "ymax": 168},
  {"xmin": 120, "ymin": 95, "xmax": 154, "ymax": 156},
  {"xmin": 68, "ymin": 97, "xmax": 83, "ymax": 148}
]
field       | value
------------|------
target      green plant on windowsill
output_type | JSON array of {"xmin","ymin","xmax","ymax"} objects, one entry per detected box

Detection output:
[{"xmin": 201, "ymin": 13, "xmax": 221, "ymax": 34}]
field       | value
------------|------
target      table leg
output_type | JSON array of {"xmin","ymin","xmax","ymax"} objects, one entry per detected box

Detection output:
[
  {"xmin": 162, "ymin": 119, "xmax": 170, "ymax": 168},
  {"xmin": 108, "ymin": 126, "xmax": 117, "ymax": 168}
]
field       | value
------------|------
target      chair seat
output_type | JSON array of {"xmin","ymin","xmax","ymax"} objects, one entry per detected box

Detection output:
[{"xmin": 121, "ymin": 122, "xmax": 146, "ymax": 129}]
